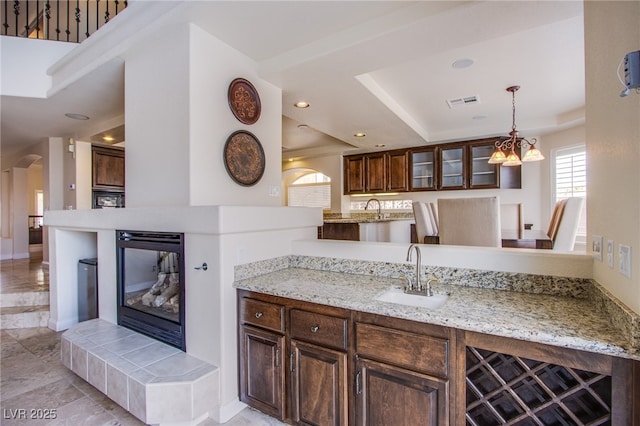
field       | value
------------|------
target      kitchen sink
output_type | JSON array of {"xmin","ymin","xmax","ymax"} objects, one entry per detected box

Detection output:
[{"xmin": 375, "ymin": 287, "xmax": 449, "ymax": 310}]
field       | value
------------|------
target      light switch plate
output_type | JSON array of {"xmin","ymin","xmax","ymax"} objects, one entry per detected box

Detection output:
[
  {"xmin": 607, "ymin": 240, "xmax": 614, "ymax": 268},
  {"xmin": 592, "ymin": 235, "xmax": 603, "ymax": 261},
  {"xmin": 619, "ymin": 244, "xmax": 632, "ymax": 278}
]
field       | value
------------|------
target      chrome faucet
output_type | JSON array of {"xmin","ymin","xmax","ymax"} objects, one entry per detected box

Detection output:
[
  {"xmin": 405, "ymin": 244, "xmax": 433, "ymax": 296},
  {"xmin": 365, "ymin": 198, "xmax": 383, "ymax": 219}
]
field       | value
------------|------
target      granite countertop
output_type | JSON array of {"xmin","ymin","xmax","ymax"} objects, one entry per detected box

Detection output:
[
  {"xmin": 323, "ymin": 218, "xmax": 413, "ymax": 224},
  {"xmin": 233, "ymin": 267, "xmax": 639, "ymax": 361}
]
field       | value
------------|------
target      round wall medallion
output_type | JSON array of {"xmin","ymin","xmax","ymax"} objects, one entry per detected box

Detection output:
[
  {"xmin": 223, "ymin": 130, "xmax": 265, "ymax": 186},
  {"xmin": 228, "ymin": 78, "xmax": 261, "ymax": 125}
]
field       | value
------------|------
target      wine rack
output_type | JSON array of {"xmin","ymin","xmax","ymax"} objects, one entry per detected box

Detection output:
[{"xmin": 466, "ymin": 346, "xmax": 612, "ymax": 425}]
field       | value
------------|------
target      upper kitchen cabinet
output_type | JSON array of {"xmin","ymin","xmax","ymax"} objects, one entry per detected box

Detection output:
[
  {"xmin": 438, "ymin": 143, "xmax": 466, "ymax": 190},
  {"xmin": 344, "ymin": 138, "xmax": 520, "ymax": 195},
  {"xmin": 344, "ymin": 155, "xmax": 366, "ymax": 194},
  {"xmin": 410, "ymin": 147, "xmax": 436, "ymax": 191},
  {"xmin": 386, "ymin": 150, "xmax": 409, "ymax": 192},
  {"xmin": 92, "ymin": 145, "xmax": 125, "ymax": 190},
  {"xmin": 344, "ymin": 151, "xmax": 408, "ymax": 194},
  {"xmin": 468, "ymin": 139, "xmax": 521, "ymax": 189}
]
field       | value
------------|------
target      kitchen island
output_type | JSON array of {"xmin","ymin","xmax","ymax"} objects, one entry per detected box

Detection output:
[
  {"xmin": 319, "ymin": 216, "xmax": 413, "ymax": 243},
  {"xmin": 233, "ymin": 256, "xmax": 640, "ymax": 425}
]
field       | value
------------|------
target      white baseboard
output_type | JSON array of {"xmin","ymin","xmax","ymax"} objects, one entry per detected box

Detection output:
[
  {"xmin": 48, "ymin": 317, "xmax": 77, "ymax": 332},
  {"xmin": 213, "ymin": 398, "xmax": 247, "ymax": 423}
]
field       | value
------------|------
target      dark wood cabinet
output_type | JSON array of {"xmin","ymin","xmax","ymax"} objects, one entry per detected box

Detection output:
[
  {"xmin": 344, "ymin": 155, "xmax": 365, "ymax": 194},
  {"xmin": 438, "ymin": 143, "xmax": 466, "ymax": 190},
  {"xmin": 92, "ymin": 145, "xmax": 125, "ymax": 190},
  {"xmin": 239, "ymin": 325, "xmax": 286, "ymax": 419},
  {"xmin": 355, "ymin": 357, "xmax": 447, "ymax": 426},
  {"xmin": 410, "ymin": 147, "xmax": 437, "ymax": 191},
  {"xmin": 238, "ymin": 291, "xmax": 639, "ymax": 426},
  {"xmin": 365, "ymin": 153, "xmax": 386, "ymax": 193},
  {"xmin": 318, "ymin": 222, "xmax": 360, "ymax": 241},
  {"xmin": 344, "ymin": 151, "xmax": 408, "ymax": 194},
  {"xmin": 344, "ymin": 137, "xmax": 521, "ymax": 195},
  {"xmin": 291, "ymin": 340, "xmax": 348, "ymax": 426},
  {"xmin": 386, "ymin": 150, "xmax": 409, "ymax": 192},
  {"xmin": 354, "ymin": 317, "xmax": 451, "ymax": 425},
  {"xmin": 238, "ymin": 297, "xmax": 286, "ymax": 420}
]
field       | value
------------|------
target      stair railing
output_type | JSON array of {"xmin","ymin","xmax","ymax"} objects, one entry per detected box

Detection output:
[{"xmin": 1, "ymin": 0, "xmax": 127, "ymax": 43}]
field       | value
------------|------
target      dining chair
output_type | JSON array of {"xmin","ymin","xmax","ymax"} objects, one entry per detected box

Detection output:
[
  {"xmin": 551, "ymin": 197, "xmax": 584, "ymax": 251},
  {"xmin": 428, "ymin": 202, "xmax": 439, "ymax": 235},
  {"xmin": 437, "ymin": 196, "xmax": 501, "ymax": 247},
  {"xmin": 500, "ymin": 203, "xmax": 524, "ymax": 239},
  {"xmin": 412, "ymin": 201, "xmax": 435, "ymax": 243},
  {"xmin": 547, "ymin": 199, "xmax": 568, "ymax": 243}
]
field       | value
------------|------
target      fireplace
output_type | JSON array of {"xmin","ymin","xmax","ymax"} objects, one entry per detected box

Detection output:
[{"xmin": 116, "ymin": 230, "xmax": 186, "ymax": 351}]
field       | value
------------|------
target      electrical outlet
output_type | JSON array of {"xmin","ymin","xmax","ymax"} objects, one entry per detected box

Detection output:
[
  {"xmin": 592, "ymin": 235, "xmax": 603, "ymax": 261},
  {"xmin": 619, "ymin": 244, "xmax": 632, "ymax": 278},
  {"xmin": 607, "ymin": 240, "xmax": 614, "ymax": 268}
]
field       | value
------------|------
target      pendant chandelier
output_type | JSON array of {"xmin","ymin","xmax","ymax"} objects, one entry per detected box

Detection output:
[{"xmin": 488, "ymin": 85, "xmax": 544, "ymax": 166}]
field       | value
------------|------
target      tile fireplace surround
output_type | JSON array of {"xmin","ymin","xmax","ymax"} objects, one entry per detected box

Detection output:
[{"xmin": 61, "ymin": 319, "xmax": 218, "ymax": 426}]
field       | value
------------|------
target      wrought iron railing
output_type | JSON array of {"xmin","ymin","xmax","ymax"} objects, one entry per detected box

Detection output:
[{"xmin": 1, "ymin": 1, "xmax": 127, "ymax": 43}]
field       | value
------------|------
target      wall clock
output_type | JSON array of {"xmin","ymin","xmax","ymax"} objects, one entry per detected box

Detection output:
[
  {"xmin": 228, "ymin": 78, "xmax": 261, "ymax": 125},
  {"xmin": 223, "ymin": 130, "xmax": 265, "ymax": 186}
]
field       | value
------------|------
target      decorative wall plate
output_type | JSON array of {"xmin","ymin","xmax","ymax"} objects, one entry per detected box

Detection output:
[
  {"xmin": 223, "ymin": 131, "xmax": 265, "ymax": 186},
  {"xmin": 228, "ymin": 78, "xmax": 261, "ymax": 125}
]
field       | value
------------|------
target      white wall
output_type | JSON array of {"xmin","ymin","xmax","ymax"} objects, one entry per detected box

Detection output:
[
  {"xmin": 585, "ymin": 1, "xmax": 640, "ymax": 314},
  {"xmin": 123, "ymin": 24, "xmax": 191, "ymax": 207},
  {"xmin": 75, "ymin": 141, "xmax": 93, "ymax": 210},
  {"xmin": 189, "ymin": 25, "xmax": 282, "ymax": 206},
  {"xmin": 123, "ymin": 23, "xmax": 283, "ymax": 208},
  {"xmin": 0, "ymin": 37, "xmax": 75, "ymax": 98}
]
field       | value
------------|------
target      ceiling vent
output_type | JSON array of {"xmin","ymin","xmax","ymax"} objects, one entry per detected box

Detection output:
[{"xmin": 446, "ymin": 95, "xmax": 480, "ymax": 109}]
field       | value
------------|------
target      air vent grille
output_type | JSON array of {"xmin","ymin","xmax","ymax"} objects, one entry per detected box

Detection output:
[{"xmin": 447, "ymin": 95, "xmax": 480, "ymax": 109}]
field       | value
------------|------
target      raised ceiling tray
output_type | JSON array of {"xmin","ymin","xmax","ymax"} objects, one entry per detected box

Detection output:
[
  {"xmin": 223, "ymin": 130, "xmax": 265, "ymax": 186},
  {"xmin": 228, "ymin": 78, "xmax": 261, "ymax": 125}
]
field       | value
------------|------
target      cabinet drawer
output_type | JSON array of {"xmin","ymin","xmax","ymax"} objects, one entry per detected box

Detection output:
[
  {"xmin": 356, "ymin": 322, "xmax": 448, "ymax": 377},
  {"xmin": 240, "ymin": 298, "xmax": 284, "ymax": 333},
  {"xmin": 290, "ymin": 309, "xmax": 348, "ymax": 351}
]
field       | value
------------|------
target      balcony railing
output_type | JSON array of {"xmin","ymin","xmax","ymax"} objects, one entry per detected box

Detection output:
[{"xmin": 1, "ymin": 1, "xmax": 127, "ymax": 43}]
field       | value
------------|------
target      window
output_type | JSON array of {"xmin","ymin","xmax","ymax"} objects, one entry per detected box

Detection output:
[
  {"xmin": 287, "ymin": 172, "xmax": 331, "ymax": 209},
  {"xmin": 350, "ymin": 199, "xmax": 413, "ymax": 211},
  {"xmin": 553, "ymin": 145, "xmax": 586, "ymax": 241}
]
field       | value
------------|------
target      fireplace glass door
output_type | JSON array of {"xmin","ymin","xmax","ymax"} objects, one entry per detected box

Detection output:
[{"xmin": 117, "ymin": 231, "xmax": 185, "ymax": 350}]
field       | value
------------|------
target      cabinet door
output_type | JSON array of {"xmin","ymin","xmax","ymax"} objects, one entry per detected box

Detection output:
[
  {"xmin": 469, "ymin": 142, "xmax": 500, "ymax": 189},
  {"xmin": 355, "ymin": 357, "xmax": 449, "ymax": 426},
  {"xmin": 365, "ymin": 153, "xmax": 386, "ymax": 192},
  {"xmin": 386, "ymin": 150, "xmax": 409, "ymax": 192},
  {"xmin": 410, "ymin": 147, "xmax": 437, "ymax": 191},
  {"xmin": 291, "ymin": 340, "xmax": 348, "ymax": 426},
  {"xmin": 344, "ymin": 156, "xmax": 365, "ymax": 194},
  {"xmin": 239, "ymin": 325, "xmax": 286, "ymax": 419},
  {"xmin": 438, "ymin": 145, "xmax": 466, "ymax": 189},
  {"xmin": 92, "ymin": 146, "xmax": 125, "ymax": 189}
]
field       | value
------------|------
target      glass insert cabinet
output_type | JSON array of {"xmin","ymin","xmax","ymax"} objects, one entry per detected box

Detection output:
[{"xmin": 346, "ymin": 137, "xmax": 521, "ymax": 194}]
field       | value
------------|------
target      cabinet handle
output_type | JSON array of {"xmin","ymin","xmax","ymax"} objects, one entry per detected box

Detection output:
[
  {"xmin": 275, "ymin": 347, "xmax": 280, "ymax": 367},
  {"xmin": 355, "ymin": 371, "xmax": 361, "ymax": 395},
  {"xmin": 255, "ymin": 312, "xmax": 263, "ymax": 319},
  {"xmin": 290, "ymin": 352, "xmax": 294, "ymax": 372},
  {"xmin": 310, "ymin": 325, "xmax": 319, "ymax": 333}
]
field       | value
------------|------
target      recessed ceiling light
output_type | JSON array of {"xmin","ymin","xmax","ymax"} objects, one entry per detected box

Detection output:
[
  {"xmin": 297, "ymin": 124, "xmax": 309, "ymax": 129},
  {"xmin": 354, "ymin": 132, "xmax": 366, "ymax": 138},
  {"xmin": 452, "ymin": 58, "xmax": 474, "ymax": 69},
  {"xmin": 294, "ymin": 101, "xmax": 310, "ymax": 108},
  {"xmin": 375, "ymin": 144, "xmax": 386, "ymax": 148},
  {"xmin": 103, "ymin": 136, "xmax": 115, "ymax": 142},
  {"xmin": 472, "ymin": 114, "xmax": 488, "ymax": 120},
  {"xmin": 65, "ymin": 113, "xmax": 90, "ymax": 120}
]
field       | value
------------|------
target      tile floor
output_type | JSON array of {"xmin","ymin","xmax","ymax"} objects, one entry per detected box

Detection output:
[{"xmin": 0, "ymin": 256, "xmax": 285, "ymax": 426}]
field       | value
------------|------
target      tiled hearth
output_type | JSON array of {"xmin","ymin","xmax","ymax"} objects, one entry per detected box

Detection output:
[{"xmin": 61, "ymin": 319, "xmax": 219, "ymax": 425}]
